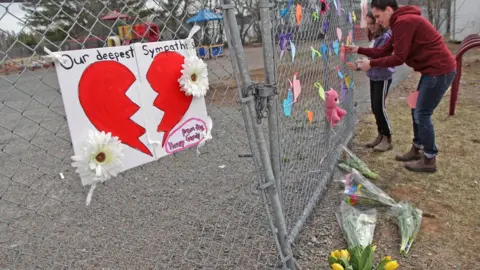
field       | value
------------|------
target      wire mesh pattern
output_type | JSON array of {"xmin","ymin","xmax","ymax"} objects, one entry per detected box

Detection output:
[
  {"xmin": 0, "ymin": 0, "xmax": 282, "ymax": 269},
  {"xmin": 268, "ymin": 0, "xmax": 368, "ymax": 242}
]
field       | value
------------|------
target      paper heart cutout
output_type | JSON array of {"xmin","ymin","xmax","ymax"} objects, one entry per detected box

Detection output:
[
  {"xmin": 408, "ymin": 91, "xmax": 419, "ymax": 109},
  {"xmin": 336, "ymin": 27, "xmax": 342, "ymax": 41},
  {"xmin": 78, "ymin": 61, "xmax": 152, "ymax": 156},
  {"xmin": 283, "ymin": 90, "xmax": 293, "ymax": 117},
  {"xmin": 321, "ymin": 43, "xmax": 327, "ymax": 56},
  {"xmin": 146, "ymin": 51, "xmax": 193, "ymax": 147},
  {"xmin": 333, "ymin": 41, "xmax": 340, "ymax": 55}
]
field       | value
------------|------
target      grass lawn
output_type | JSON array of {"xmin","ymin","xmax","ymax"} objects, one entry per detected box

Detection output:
[{"xmin": 350, "ymin": 43, "xmax": 480, "ymax": 268}]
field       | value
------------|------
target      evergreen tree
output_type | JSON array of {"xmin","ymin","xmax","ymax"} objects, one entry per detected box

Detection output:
[{"xmin": 21, "ymin": 0, "xmax": 153, "ymax": 39}]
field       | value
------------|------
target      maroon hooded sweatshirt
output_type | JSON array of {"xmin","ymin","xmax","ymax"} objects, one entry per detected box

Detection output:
[{"xmin": 358, "ymin": 5, "xmax": 456, "ymax": 76}]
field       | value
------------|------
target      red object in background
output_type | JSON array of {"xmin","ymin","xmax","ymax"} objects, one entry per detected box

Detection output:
[
  {"xmin": 100, "ymin": 10, "xmax": 132, "ymax": 21},
  {"xmin": 354, "ymin": 24, "xmax": 369, "ymax": 42},
  {"xmin": 131, "ymin": 23, "xmax": 160, "ymax": 42},
  {"xmin": 449, "ymin": 34, "xmax": 480, "ymax": 116},
  {"xmin": 78, "ymin": 61, "xmax": 153, "ymax": 156},
  {"xmin": 340, "ymin": 45, "xmax": 346, "ymax": 62},
  {"xmin": 146, "ymin": 52, "xmax": 193, "ymax": 147}
]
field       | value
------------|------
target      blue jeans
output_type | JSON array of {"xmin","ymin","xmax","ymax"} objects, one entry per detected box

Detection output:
[{"xmin": 412, "ymin": 70, "xmax": 456, "ymax": 158}]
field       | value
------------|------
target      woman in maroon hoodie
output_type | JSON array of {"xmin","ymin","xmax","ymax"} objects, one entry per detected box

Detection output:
[{"xmin": 346, "ymin": 0, "xmax": 456, "ymax": 173}]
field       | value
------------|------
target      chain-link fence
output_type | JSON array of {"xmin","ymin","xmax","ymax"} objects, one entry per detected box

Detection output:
[
  {"xmin": 1, "ymin": 0, "xmax": 368, "ymax": 268},
  {"xmin": 264, "ymin": 0, "xmax": 369, "ymax": 243}
]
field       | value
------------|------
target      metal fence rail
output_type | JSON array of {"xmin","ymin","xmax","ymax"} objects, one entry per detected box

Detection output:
[{"xmin": 1, "ymin": 0, "xmax": 365, "ymax": 268}]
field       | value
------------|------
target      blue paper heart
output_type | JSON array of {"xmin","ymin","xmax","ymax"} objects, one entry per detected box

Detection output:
[
  {"xmin": 283, "ymin": 90, "xmax": 293, "ymax": 117},
  {"xmin": 321, "ymin": 43, "xmax": 327, "ymax": 56},
  {"xmin": 333, "ymin": 40, "xmax": 340, "ymax": 55}
]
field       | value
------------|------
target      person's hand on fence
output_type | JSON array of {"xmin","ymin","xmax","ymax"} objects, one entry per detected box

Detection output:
[
  {"xmin": 344, "ymin": 45, "xmax": 359, "ymax": 54},
  {"xmin": 355, "ymin": 58, "xmax": 371, "ymax": 71}
]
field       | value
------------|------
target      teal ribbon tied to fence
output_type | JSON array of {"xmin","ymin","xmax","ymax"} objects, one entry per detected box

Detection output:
[{"xmin": 314, "ymin": 81, "xmax": 326, "ymax": 101}]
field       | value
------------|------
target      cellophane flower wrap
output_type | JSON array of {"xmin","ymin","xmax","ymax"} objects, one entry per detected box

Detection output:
[
  {"xmin": 390, "ymin": 201, "xmax": 423, "ymax": 255},
  {"xmin": 336, "ymin": 201, "xmax": 377, "ymax": 249},
  {"xmin": 338, "ymin": 146, "xmax": 377, "ymax": 180},
  {"xmin": 341, "ymin": 169, "xmax": 397, "ymax": 208}
]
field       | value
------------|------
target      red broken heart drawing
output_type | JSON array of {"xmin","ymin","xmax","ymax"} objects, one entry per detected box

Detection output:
[
  {"xmin": 78, "ymin": 61, "xmax": 153, "ymax": 156},
  {"xmin": 146, "ymin": 51, "xmax": 193, "ymax": 147}
]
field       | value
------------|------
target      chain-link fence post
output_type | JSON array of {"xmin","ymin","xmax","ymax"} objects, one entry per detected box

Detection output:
[
  {"xmin": 220, "ymin": 0, "xmax": 295, "ymax": 268},
  {"xmin": 258, "ymin": 0, "xmax": 283, "ymax": 206}
]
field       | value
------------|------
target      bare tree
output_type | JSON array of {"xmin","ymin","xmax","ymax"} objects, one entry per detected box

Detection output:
[{"xmin": 232, "ymin": 0, "xmax": 260, "ymax": 44}]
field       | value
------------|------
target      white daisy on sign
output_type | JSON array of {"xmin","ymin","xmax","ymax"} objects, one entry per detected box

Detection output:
[
  {"xmin": 196, "ymin": 116, "xmax": 213, "ymax": 156},
  {"xmin": 178, "ymin": 55, "xmax": 209, "ymax": 97},
  {"xmin": 71, "ymin": 130, "xmax": 124, "ymax": 205}
]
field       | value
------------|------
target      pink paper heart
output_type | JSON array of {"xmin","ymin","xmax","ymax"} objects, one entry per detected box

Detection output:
[
  {"xmin": 408, "ymin": 91, "xmax": 419, "ymax": 109},
  {"xmin": 293, "ymin": 72, "xmax": 301, "ymax": 102},
  {"xmin": 336, "ymin": 27, "xmax": 342, "ymax": 41}
]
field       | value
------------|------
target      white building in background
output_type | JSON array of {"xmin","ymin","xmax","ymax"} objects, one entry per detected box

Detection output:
[{"xmin": 451, "ymin": 0, "xmax": 480, "ymax": 42}]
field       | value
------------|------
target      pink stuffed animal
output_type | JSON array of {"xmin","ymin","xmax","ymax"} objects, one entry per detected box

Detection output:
[{"xmin": 325, "ymin": 89, "xmax": 347, "ymax": 127}]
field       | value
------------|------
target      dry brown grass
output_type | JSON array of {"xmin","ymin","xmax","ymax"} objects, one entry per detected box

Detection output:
[{"xmin": 351, "ymin": 44, "xmax": 480, "ymax": 268}]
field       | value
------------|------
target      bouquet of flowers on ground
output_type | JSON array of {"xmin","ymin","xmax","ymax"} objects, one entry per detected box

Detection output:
[
  {"xmin": 332, "ymin": 202, "xmax": 401, "ymax": 269},
  {"xmin": 336, "ymin": 201, "xmax": 377, "ymax": 248},
  {"xmin": 340, "ymin": 169, "xmax": 397, "ymax": 208},
  {"xmin": 390, "ymin": 201, "xmax": 423, "ymax": 255},
  {"xmin": 328, "ymin": 245, "xmax": 400, "ymax": 270},
  {"xmin": 338, "ymin": 146, "xmax": 378, "ymax": 180}
]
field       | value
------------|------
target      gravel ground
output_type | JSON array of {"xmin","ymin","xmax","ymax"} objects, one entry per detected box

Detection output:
[{"xmin": 0, "ymin": 59, "xmax": 282, "ymax": 269}]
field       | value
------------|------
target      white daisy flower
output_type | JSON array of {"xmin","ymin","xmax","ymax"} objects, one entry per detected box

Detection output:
[
  {"xmin": 196, "ymin": 116, "xmax": 213, "ymax": 156},
  {"xmin": 71, "ymin": 130, "xmax": 124, "ymax": 205},
  {"xmin": 178, "ymin": 55, "xmax": 209, "ymax": 97}
]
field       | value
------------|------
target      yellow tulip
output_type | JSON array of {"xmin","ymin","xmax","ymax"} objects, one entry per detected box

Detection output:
[
  {"xmin": 331, "ymin": 263, "xmax": 345, "ymax": 270},
  {"xmin": 331, "ymin": 250, "xmax": 341, "ymax": 259},
  {"xmin": 384, "ymin": 260, "xmax": 399, "ymax": 270},
  {"xmin": 384, "ymin": 256, "xmax": 392, "ymax": 261},
  {"xmin": 340, "ymin": 249, "xmax": 350, "ymax": 261}
]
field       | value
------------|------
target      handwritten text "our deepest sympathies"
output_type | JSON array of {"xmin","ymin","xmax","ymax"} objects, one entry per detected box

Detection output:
[{"xmin": 58, "ymin": 40, "xmax": 192, "ymax": 70}]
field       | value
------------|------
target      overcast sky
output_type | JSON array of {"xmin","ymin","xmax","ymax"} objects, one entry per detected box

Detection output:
[
  {"xmin": 1, "ymin": 1, "xmax": 176, "ymax": 34},
  {"xmin": 1, "ymin": 3, "xmax": 25, "ymax": 33}
]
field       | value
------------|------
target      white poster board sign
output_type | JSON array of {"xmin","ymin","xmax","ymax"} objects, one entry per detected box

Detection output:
[
  {"xmin": 54, "ymin": 46, "xmax": 157, "ymax": 171},
  {"xmin": 132, "ymin": 40, "xmax": 208, "ymax": 157},
  {"xmin": 52, "ymin": 39, "xmax": 210, "ymax": 178}
]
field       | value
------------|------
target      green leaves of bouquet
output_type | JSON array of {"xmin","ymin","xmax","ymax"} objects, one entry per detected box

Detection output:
[{"xmin": 327, "ymin": 245, "xmax": 399, "ymax": 270}]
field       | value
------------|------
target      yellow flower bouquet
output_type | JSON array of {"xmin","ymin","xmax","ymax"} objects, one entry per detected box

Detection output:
[{"xmin": 327, "ymin": 245, "xmax": 399, "ymax": 270}]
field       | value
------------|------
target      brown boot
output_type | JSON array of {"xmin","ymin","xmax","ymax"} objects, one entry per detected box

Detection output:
[
  {"xmin": 365, "ymin": 134, "xmax": 383, "ymax": 148},
  {"xmin": 404, "ymin": 156, "xmax": 437, "ymax": 173},
  {"xmin": 395, "ymin": 145, "xmax": 422, "ymax": 162},
  {"xmin": 373, "ymin": 136, "xmax": 393, "ymax": 152}
]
